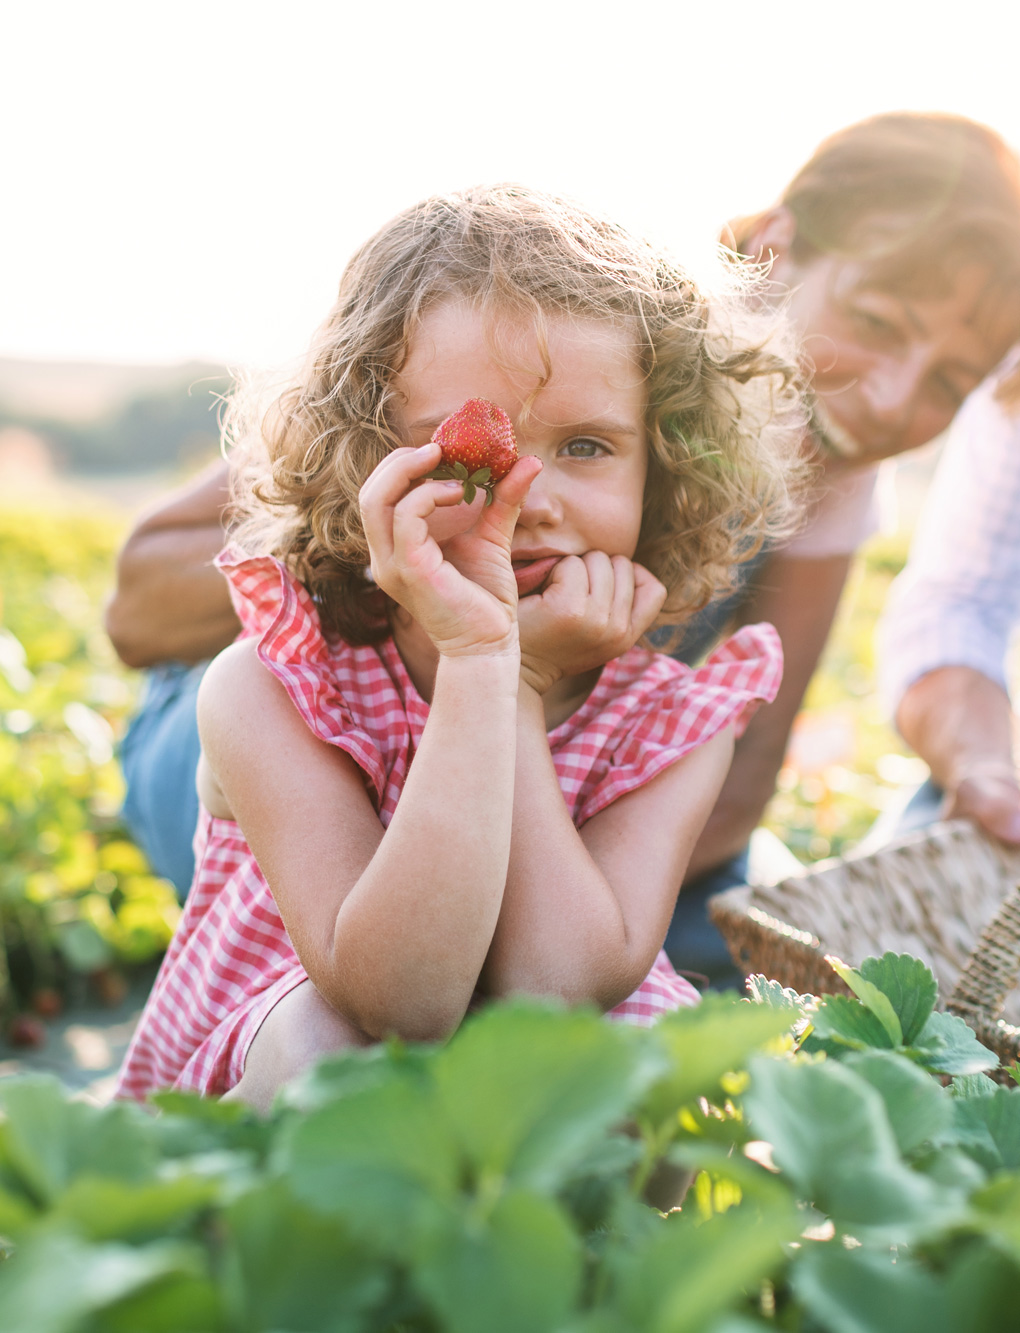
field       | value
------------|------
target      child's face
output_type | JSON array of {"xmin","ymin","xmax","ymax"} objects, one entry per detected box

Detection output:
[
  {"xmin": 772, "ymin": 251, "xmax": 1013, "ymax": 462},
  {"xmin": 391, "ymin": 300, "xmax": 648, "ymax": 593}
]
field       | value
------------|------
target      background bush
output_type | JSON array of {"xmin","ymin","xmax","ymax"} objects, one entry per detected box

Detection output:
[{"xmin": 0, "ymin": 508, "xmax": 179, "ymax": 1020}]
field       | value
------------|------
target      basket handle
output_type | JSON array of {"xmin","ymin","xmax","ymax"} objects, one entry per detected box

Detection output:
[{"xmin": 946, "ymin": 882, "xmax": 1020, "ymax": 1023}]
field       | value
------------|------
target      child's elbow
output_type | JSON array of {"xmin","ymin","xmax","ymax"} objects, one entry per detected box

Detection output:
[
  {"xmin": 482, "ymin": 951, "xmax": 643, "ymax": 1014},
  {"xmin": 332, "ymin": 986, "xmax": 467, "ymax": 1046}
]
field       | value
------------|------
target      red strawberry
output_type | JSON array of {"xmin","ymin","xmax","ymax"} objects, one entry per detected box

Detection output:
[{"xmin": 427, "ymin": 398, "xmax": 518, "ymax": 505}]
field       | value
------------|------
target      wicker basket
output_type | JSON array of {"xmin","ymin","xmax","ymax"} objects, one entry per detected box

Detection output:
[{"xmin": 709, "ymin": 819, "xmax": 1020, "ymax": 1067}]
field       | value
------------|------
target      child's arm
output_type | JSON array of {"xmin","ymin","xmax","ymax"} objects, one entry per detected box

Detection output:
[
  {"xmin": 198, "ymin": 445, "xmax": 541, "ymax": 1042},
  {"xmin": 482, "ymin": 552, "xmax": 732, "ymax": 1008},
  {"xmin": 487, "ymin": 699, "xmax": 733, "ymax": 1007}
]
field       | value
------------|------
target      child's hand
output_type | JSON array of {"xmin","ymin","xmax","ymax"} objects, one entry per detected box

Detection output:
[
  {"xmin": 517, "ymin": 553, "xmax": 667, "ymax": 695},
  {"xmin": 360, "ymin": 443, "xmax": 542, "ymax": 658}
]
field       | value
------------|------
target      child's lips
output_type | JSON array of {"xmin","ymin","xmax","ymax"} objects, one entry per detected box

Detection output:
[{"xmin": 513, "ymin": 555, "xmax": 562, "ymax": 596}]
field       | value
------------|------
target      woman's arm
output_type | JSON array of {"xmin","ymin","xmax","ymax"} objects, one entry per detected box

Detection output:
[
  {"xmin": 104, "ymin": 459, "xmax": 239, "ymax": 667},
  {"xmin": 896, "ymin": 666, "xmax": 1020, "ymax": 842},
  {"xmin": 682, "ymin": 551, "xmax": 852, "ymax": 880}
]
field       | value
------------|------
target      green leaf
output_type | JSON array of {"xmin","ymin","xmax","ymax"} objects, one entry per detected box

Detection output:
[
  {"xmin": 277, "ymin": 1037, "xmax": 432, "ymax": 1114},
  {"xmin": 914, "ymin": 1145, "xmax": 988, "ymax": 1192},
  {"xmin": 826, "ymin": 955, "xmax": 903, "ymax": 1046},
  {"xmin": 952, "ymin": 1085, "xmax": 1020, "ymax": 1171},
  {"xmin": 0, "ymin": 1231, "xmax": 204, "ymax": 1333},
  {"xmin": 746, "ymin": 1056, "xmax": 962, "ymax": 1240},
  {"xmin": 94, "ymin": 1274, "xmax": 224, "ymax": 1333},
  {"xmin": 275, "ymin": 1069, "xmax": 459, "ymax": 1252},
  {"xmin": 223, "ymin": 1178, "xmax": 391, "ymax": 1332},
  {"xmin": 791, "ymin": 1243, "xmax": 945, "ymax": 1333},
  {"xmin": 941, "ymin": 1244, "xmax": 1020, "ymax": 1333},
  {"xmin": 51, "ymin": 1173, "xmax": 221, "ymax": 1243},
  {"xmin": 640, "ymin": 994, "xmax": 793, "ymax": 1131},
  {"xmin": 858, "ymin": 952, "xmax": 938, "ymax": 1045},
  {"xmin": 147, "ymin": 1090, "xmax": 273, "ymax": 1160},
  {"xmin": 668, "ymin": 1141, "xmax": 793, "ymax": 1211},
  {"xmin": 0, "ymin": 1078, "xmax": 156, "ymax": 1206},
  {"xmin": 414, "ymin": 1188, "xmax": 581, "ymax": 1333},
  {"xmin": 951, "ymin": 1072, "xmax": 999, "ymax": 1099},
  {"xmin": 433, "ymin": 1001, "xmax": 660, "ymax": 1190},
  {"xmin": 469, "ymin": 467, "xmax": 492, "ymax": 485},
  {"xmin": 462, "ymin": 481, "xmax": 477, "ymax": 505},
  {"xmin": 971, "ymin": 1173, "xmax": 1020, "ymax": 1260},
  {"xmin": 452, "ymin": 461, "xmax": 469, "ymax": 479},
  {"xmin": 913, "ymin": 1010, "xmax": 998, "ymax": 1075},
  {"xmin": 0, "ymin": 1183, "xmax": 37, "ymax": 1239},
  {"xmin": 612, "ymin": 1200, "xmax": 799, "ymax": 1333},
  {"xmin": 809, "ymin": 993, "xmax": 893, "ymax": 1049},
  {"xmin": 745, "ymin": 974, "xmax": 808, "ymax": 1013},
  {"xmin": 842, "ymin": 1049, "xmax": 952, "ymax": 1156}
]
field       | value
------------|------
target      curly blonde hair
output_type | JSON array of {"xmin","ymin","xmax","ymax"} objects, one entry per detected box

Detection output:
[{"xmin": 227, "ymin": 185, "xmax": 807, "ymax": 644}]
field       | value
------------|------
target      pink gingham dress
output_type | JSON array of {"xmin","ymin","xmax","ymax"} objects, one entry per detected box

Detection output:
[{"xmin": 116, "ymin": 549, "xmax": 783, "ymax": 1101}]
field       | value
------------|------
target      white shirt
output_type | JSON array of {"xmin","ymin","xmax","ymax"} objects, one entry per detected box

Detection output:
[{"xmin": 879, "ymin": 370, "xmax": 1020, "ymax": 711}]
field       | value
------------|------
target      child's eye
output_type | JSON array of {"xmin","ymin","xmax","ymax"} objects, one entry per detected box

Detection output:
[{"xmin": 562, "ymin": 437, "xmax": 607, "ymax": 459}]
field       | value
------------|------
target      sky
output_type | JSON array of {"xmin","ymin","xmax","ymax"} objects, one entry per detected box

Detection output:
[{"xmin": 6, "ymin": 0, "xmax": 1020, "ymax": 371}]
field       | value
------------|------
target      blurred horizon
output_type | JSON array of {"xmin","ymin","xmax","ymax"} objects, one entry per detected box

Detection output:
[{"xmin": 7, "ymin": 1, "xmax": 1020, "ymax": 370}]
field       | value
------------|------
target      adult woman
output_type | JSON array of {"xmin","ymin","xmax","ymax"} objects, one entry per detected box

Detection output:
[{"xmin": 105, "ymin": 112, "xmax": 1020, "ymax": 984}]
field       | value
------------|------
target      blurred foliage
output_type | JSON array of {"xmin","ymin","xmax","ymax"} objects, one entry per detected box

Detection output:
[
  {"xmin": 0, "ymin": 508, "xmax": 179, "ymax": 1022},
  {"xmin": 0, "ymin": 372, "xmax": 231, "ymax": 474},
  {"xmin": 764, "ymin": 531, "xmax": 920, "ymax": 863},
  {"xmin": 0, "ymin": 960, "xmax": 1018, "ymax": 1331}
]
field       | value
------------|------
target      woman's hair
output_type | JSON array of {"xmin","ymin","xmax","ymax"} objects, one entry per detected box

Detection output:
[
  {"xmin": 227, "ymin": 184, "xmax": 806, "ymax": 644},
  {"xmin": 728, "ymin": 111, "xmax": 1020, "ymax": 312}
]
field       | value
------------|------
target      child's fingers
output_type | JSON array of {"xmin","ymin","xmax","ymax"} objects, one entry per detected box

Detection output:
[
  {"xmin": 359, "ymin": 443, "xmax": 445, "ymax": 565},
  {"xmin": 485, "ymin": 455, "xmax": 543, "ymax": 534},
  {"xmin": 389, "ymin": 478, "xmax": 467, "ymax": 568},
  {"xmin": 629, "ymin": 563, "xmax": 668, "ymax": 636}
]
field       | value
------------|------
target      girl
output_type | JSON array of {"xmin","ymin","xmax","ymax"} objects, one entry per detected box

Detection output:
[{"xmin": 115, "ymin": 186, "xmax": 802, "ymax": 1110}]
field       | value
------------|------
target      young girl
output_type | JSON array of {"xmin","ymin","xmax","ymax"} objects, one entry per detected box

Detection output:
[{"xmin": 116, "ymin": 186, "xmax": 802, "ymax": 1111}]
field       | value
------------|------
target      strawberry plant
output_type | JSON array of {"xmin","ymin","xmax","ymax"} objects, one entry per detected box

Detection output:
[
  {"xmin": 0, "ymin": 508, "xmax": 179, "ymax": 1029},
  {"xmin": 2, "ymin": 955, "xmax": 1020, "ymax": 1331}
]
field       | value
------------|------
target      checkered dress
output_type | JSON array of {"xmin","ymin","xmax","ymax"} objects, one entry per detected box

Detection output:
[{"xmin": 116, "ymin": 549, "xmax": 782, "ymax": 1101}]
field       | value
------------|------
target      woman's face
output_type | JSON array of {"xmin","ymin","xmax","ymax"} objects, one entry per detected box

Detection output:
[{"xmin": 771, "ymin": 248, "xmax": 1017, "ymax": 462}]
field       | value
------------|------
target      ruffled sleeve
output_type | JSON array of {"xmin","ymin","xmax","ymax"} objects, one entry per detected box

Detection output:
[
  {"xmin": 215, "ymin": 544, "xmax": 389, "ymax": 806},
  {"xmin": 569, "ymin": 623, "xmax": 783, "ymax": 826}
]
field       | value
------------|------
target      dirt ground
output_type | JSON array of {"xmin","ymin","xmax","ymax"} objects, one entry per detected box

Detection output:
[{"xmin": 0, "ymin": 966, "xmax": 158, "ymax": 1104}]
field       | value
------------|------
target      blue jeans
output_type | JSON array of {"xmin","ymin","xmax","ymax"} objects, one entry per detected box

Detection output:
[{"xmin": 120, "ymin": 663, "xmax": 206, "ymax": 898}]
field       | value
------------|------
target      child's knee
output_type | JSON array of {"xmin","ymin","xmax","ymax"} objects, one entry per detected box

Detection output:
[{"xmin": 227, "ymin": 980, "xmax": 372, "ymax": 1112}]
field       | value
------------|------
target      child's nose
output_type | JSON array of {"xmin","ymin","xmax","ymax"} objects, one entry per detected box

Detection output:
[{"xmin": 516, "ymin": 460, "xmax": 563, "ymax": 527}]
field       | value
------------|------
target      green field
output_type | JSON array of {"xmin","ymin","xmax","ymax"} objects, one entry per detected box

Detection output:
[{"xmin": 0, "ymin": 505, "xmax": 180, "ymax": 1020}]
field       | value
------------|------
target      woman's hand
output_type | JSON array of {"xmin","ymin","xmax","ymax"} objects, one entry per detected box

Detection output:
[
  {"xmin": 517, "ymin": 552, "xmax": 666, "ymax": 694},
  {"xmin": 359, "ymin": 443, "xmax": 542, "ymax": 658}
]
